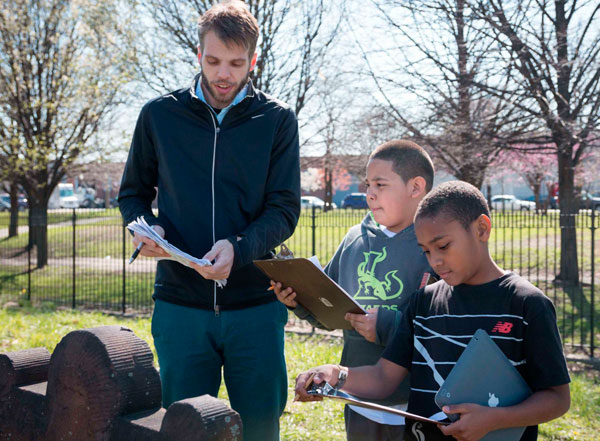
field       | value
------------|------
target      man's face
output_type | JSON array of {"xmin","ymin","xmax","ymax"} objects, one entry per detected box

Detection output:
[
  {"xmin": 198, "ymin": 30, "xmax": 257, "ymax": 109},
  {"xmin": 415, "ymin": 215, "xmax": 486, "ymax": 286}
]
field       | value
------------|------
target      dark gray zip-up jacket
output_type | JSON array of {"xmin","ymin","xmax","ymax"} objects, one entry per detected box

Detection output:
[{"xmin": 119, "ymin": 75, "xmax": 301, "ymax": 311}]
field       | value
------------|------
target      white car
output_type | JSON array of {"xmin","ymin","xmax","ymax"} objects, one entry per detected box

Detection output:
[
  {"xmin": 491, "ymin": 195, "xmax": 536, "ymax": 211},
  {"xmin": 301, "ymin": 196, "xmax": 336, "ymax": 210}
]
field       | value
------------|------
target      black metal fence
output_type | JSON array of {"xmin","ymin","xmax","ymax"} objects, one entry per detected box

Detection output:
[{"xmin": 0, "ymin": 207, "xmax": 598, "ymax": 358}]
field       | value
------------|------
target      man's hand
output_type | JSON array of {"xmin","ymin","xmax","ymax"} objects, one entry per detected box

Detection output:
[
  {"xmin": 192, "ymin": 239, "xmax": 234, "ymax": 280},
  {"xmin": 294, "ymin": 364, "xmax": 340, "ymax": 402},
  {"xmin": 132, "ymin": 225, "xmax": 170, "ymax": 258},
  {"xmin": 438, "ymin": 403, "xmax": 498, "ymax": 441},
  {"xmin": 345, "ymin": 309, "xmax": 378, "ymax": 342},
  {"xmin": 271, "ymin": 281, "xmax": 298, "ymax": 308}
]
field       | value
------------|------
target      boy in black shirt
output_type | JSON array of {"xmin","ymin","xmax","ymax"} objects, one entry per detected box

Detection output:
[{"xmin": 294, "ymin": 181, "xmax": 571, "ymax": 441}]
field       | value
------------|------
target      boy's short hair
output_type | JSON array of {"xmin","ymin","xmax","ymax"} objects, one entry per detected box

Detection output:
[
  {"xmin": 198, "ymin": 0, "xmax": 259, "ymax": 58},
  {"xmin": 369, "ymin": 140, "xmax": 435, "ymax": 191},
  {"xmin": 415, "ymin": 180, "xmax": 490, "ymax": 229}
]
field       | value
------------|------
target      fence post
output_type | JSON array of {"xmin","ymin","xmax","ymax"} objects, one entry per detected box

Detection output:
[
  {"xmin": 72, "ymin": 209, "xmax": 76, "ymax": 309},
  {"xmin": 122, "ymin": 220, "xmax": 126, "ymax": 314},
  {"xmin": 591, "ymin": 207, "xmax": 595, "ymax": 358},
  {"xmin": 27, "ymin": 210, "xmax": 31, "ymax": 300},
  {"xmin": 311, "ymin": 205, "xmax": 316, "ymax": 257}
]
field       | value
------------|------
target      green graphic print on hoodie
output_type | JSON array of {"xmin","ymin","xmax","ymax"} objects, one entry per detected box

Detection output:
[{"xmin": 293, "ymin": 213, "xmax": 433, "ymax": 405}]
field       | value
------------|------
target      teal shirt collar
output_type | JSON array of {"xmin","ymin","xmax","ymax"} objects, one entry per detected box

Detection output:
[{"xmin": 195, "ymin": 77, "xmax": 248, "ymax": 125}]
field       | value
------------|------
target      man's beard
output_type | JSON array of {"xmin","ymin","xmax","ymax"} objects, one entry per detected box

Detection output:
[{"xmin": 201, "ymin": 71, "xmax": 250, "ymax": 108}]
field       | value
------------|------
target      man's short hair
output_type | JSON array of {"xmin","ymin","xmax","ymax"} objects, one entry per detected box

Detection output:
[
  {"xmin": 198, "ymin": 1, "xmax": 259, "ymax": 57},
  {"xmin": 415, "ymin": 180, "xmax": 490, "ymax": 229},
  {"xmin": 369, "ymin": 140, "xmax": 435, "ymax": 192}
]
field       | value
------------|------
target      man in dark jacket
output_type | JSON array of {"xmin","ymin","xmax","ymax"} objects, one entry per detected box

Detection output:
[{"xmin": 118, "ymin": 2, "xmax": 300, "ymax": 440}]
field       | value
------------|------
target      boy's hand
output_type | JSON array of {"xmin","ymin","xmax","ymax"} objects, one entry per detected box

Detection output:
[
  {"xmin": 132, "ymin": 225, "xmax": 170, "ymax": 258},
  {"xmin": 345, "ymin": 310, "xmax": 378, "ymax": 342},
  {"xmin": 271, "ymin": 281, "xmax": 298, "ymax": 308},
  {"xmin": 438, "ymin": 403, "xmax": 498, "ymax": 441},
  {"xmin": 192, "ymin": 239, "xmax": 234, "ymax": 280},
  {"xmin": 294, "ymin": 364, "xmax": 340, "ymax": 402}
]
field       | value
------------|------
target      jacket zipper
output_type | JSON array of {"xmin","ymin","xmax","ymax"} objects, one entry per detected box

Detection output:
[
  {"xmin": 195, "ymin": 85, "xmax": 252, "ymax": 316},
  {"xmin": 208, "ymin": 111, "xmax": 220, "ymax": 316}
]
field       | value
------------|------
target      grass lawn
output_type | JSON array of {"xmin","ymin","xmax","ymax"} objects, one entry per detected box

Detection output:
[
  {"xmin": 0, "ymin": 306, "xmax": 598, "ymax": 440},
  {"xmin": 0, "ymin": 264, "xmax": 155, "ymax": 311},
  {"xmin": 0, "ymin": 208, "xmax": 122, "ymax": 226}
]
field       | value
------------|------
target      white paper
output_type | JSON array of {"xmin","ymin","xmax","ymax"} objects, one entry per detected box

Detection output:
[
  {"xmin": 127, "ymin": 217, "xmax": 226, "ymax": 288},
  {"xmin": 349, "ymin": 403, "xmax": 407, "ymax": 425},
  {"xmin": 308, "ymin": 255, "xmax": 324, "ymax": 271}
]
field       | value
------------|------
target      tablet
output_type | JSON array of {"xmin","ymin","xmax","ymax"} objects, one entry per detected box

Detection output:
[{"xmin": 435, "ymin": 329, "xmax": 532, "ymax": 441}]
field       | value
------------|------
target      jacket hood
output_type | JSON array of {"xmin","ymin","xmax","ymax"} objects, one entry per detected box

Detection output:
[{"xmin": 360, "ymin": 212, "xmax": 416, "ymax": 239}]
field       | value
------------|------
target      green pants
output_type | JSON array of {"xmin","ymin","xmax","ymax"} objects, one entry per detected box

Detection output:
[{"xmin": 151, "ymin": 299, "xmax": 288, "ymax": 441}]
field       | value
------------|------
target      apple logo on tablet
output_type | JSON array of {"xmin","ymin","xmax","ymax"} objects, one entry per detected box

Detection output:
[
  {"xmin": 319, "ymin": 297, "xmax": 334, "ymax": 307},
  {"xmin": 488, "ymin": 393, "xmax": 499, "ymax": 407}
]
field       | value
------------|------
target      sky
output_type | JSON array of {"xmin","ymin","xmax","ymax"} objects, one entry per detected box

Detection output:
[{"xmin": 94, "ymin": 0, "xmax": 414, "ymax": 162}]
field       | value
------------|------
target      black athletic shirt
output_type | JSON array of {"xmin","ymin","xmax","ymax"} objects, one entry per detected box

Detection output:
[{"xmin": 382, "ymin": 272, "xmax": 570, "ymax": 441}]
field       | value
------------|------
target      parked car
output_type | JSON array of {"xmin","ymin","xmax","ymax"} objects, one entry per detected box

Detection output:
[
  {"xmin": 341, "ymin": 193, "xmax": 368, "ymax": 209},
  {"xmin": 522, "ymin": 195, "xmax": 557, "ymax": 209},
  {"xmin": 0, "ymin": 196, "xmax": 9, "ymax": 211},
  {"xmin": 0, "ymin": 194, "xmax": 27, "ymax": 211},
  {"xmin": 76, "ymin": 187, "xmax": 104, "ymax": 208},
  {"xmin": 491, "ymin": 195, "xmax": 536, "ymax": 211},
  {"xmin": 577, "ymin": 191, "xmax": 600, "ymax": 211},
  {"xmin": 300, "ymin": 196, "xmax": 336, "ymax": 210},
  {"xmin": 301, "ymin": 196, "xmax": 324, "ymax": 209}
]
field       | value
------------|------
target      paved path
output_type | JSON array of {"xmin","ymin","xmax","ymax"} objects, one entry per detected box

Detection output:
[
  {"xmin": 0, "ymin": 256, "xmax": 157, "ymax": 273},
  {"xmin": 0, "ymin": 216, "xmax": 119, "ymax": 239}
]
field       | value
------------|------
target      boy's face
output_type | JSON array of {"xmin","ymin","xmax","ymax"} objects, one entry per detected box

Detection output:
[
  {"xmin": 415, "ymin": 214, "xmax": 490, "ymax": 286},
  {"xmin": 197, "ymin": 30, "xmax": 257, "ymax": 109},
  {"xmin": 365, "ymin": 159, "xmax": 424, "ymax": 233}
]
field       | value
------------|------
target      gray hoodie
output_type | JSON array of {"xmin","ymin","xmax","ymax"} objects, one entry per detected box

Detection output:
[{"xmin": 293, "ymin": 213, "xmax": 433, "ymax": 405}]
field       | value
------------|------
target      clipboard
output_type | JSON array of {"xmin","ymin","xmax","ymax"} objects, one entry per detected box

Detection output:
[
  {"xmin": 307, "ymin": 380, "xmax": 448, "ymax": 426},
  {"xmin": 253, "ymin": 258, "xmax": 366, "ymax": 330}
]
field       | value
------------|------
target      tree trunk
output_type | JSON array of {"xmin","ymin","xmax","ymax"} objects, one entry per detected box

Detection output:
[
  {"xmin": 29, "ymin": 201, "xmax": 49, "ymax": 268},
  {"xmin": 8, "ymin": 184, "xmax": 19, "ymax": 238},
  {"xmin": 556, "ymin": 151, "xmax": 579, "ymax": 286},
  {"xmin": 455, "ymin": 164, "xmax": 486, "ymax": 189},
  {"xmin": 532, "ymin": 182, "xmax": 541, "ymax": 213}
]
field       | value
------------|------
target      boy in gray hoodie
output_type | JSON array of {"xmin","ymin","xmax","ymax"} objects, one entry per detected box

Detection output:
[{"xmin": 272, "ymin": 140, "xmax": 435, "ymax": 441}]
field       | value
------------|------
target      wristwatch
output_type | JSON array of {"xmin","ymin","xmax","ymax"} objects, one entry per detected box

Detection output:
[{"xmin": 336, "ymin": 365, "xmax": 348, "ymax": 389}]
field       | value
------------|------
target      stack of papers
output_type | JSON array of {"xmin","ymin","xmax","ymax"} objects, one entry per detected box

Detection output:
[{"xmin": 127, "ymin": 217, "xmax": 226, "ymax": 288}]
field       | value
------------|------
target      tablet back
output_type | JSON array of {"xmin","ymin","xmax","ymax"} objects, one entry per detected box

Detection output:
[{"xmin": 435, "ymin": 329, "xmax": 532, "ymax": 441}]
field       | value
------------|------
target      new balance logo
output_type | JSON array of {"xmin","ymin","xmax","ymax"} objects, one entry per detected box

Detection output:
[
  {"xmin": 419, "ymin": 272, "xmax": 431, "ymax": 289},
  {"xmin": 491, "ymin": 321, "xmax": 513, "ymax": 334}
]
